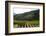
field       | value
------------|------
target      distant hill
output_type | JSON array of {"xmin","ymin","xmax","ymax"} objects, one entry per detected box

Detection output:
[{"xmin": 14, "ymin": 9, "xmax": 39, "ymax": 21}]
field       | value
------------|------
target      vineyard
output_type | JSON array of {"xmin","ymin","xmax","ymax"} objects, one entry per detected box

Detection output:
[
  {"xmin": 14, "ymin": 20, "xmax": 39, "ymax": 28},
  {"xmin": 14, "ymin": 9, "xmax": 39, "ymax": 28}
]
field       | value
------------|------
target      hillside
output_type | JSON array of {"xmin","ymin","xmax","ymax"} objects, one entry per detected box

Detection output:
[{"xmin": 14, "ymin": 9, "xmax": 39, "ymax": 21}]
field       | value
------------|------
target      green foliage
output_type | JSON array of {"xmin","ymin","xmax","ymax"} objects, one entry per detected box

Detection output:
[{"xmin": 14, "ymin": 9, "xmax": 39, "ymax": 21}]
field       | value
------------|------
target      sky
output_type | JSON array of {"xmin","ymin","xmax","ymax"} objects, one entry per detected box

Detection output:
[{"xmin": 13, "ymin": 8, "xmax": 38, "ymax": 14}]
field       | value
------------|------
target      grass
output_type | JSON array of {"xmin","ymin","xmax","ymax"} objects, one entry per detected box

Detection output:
[{"xmin": 14, "ymin": 20, "xmax": 39, "ymax": 28}]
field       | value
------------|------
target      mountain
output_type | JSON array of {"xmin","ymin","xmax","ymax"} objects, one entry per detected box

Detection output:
[{"xmin": 14, "ymin": 9, "xmax": 39, "ymax": 21}]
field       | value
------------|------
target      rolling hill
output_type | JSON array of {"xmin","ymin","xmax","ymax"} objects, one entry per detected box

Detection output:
[{"xmin": 14, "ymin": 9, "xmax": 39, "ymax": 21}]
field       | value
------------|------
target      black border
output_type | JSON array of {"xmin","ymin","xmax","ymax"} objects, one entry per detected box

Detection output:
[{"xmin": 5, "ymin": 1, "xmax": 45, "ymax": 35}]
